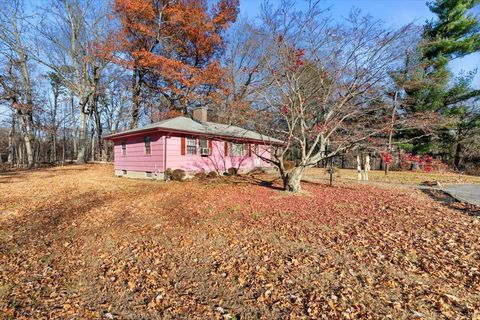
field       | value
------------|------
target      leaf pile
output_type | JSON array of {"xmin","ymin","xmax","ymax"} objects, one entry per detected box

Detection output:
[{"xmin": 1, "ymin": 165, "xmax": 479, "ymax": 319}]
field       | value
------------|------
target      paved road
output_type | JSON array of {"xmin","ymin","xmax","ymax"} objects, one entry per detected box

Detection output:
[{"xmin": 443, "ymin": 184, "xmax": 480, "ymax": 206}]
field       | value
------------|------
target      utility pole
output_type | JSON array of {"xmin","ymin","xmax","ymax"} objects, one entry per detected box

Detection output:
[{"xmin": 385, "ymin": 91, "xmax": 397, "ymax": 175}]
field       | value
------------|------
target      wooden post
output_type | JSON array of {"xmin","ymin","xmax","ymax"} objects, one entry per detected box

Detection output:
[
  {"xmin": 364, "ymin": 155, "xmax": 370, "ymax": 181},
  {"xmin": 357, "ymin": 155, "xmax": 362, "ymax": 182}
]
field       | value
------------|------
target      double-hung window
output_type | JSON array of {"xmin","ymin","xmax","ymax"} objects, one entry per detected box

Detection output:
[
  {"xmin": 199, "ymin": 139, "xmax": 208, "ymax": 149},
  {"xmin": 230, "ymin": 143, "xmax": 245, "ymax": 156},
  {"xmin": 144, "ymin": 136, "xmax": 151, "ymax": 155},
  {"xmin": 186, "ymin": 137, "xmax": 197, "ymax": 155},
  {"xmin": 121, "ymin": 140, "xmax": 126, "ymax": 156}
]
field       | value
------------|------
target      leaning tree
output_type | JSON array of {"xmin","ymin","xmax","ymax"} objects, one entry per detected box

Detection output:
[{"xmin": 252, "ymin": 4, "xmax": 414, "ymax": 192}]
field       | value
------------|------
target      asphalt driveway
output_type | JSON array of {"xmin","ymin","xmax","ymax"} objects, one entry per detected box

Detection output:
[{"xmin": 443, "ymin": 184, "xmax": 480, "ymax": 206}]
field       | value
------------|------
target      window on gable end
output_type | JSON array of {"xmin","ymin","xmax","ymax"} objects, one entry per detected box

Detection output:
[
  {"xmin": 144, "ymin": 136, "xmax": 151, "ymax": 155},
  {"xmin": 121, "ymin": 140, "xmax": 126, "ymax": 156}
]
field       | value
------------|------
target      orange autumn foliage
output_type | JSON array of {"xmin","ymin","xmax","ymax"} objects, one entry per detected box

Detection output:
[{"xmin": 111, "ymin": 0, "xmax": 239, "ymax": 111}]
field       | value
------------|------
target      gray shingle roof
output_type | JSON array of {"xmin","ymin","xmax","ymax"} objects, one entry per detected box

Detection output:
[{"xmin": 104, "ymin": 116, "xmax": 283, "ymax": 144}]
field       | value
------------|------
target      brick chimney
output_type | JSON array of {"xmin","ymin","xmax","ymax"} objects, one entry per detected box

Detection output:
[{"xmin": 192, "ymin": 107, "xmax": 208, "ymax": 123}]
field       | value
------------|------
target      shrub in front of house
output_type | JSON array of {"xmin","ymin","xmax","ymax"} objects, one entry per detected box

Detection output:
[
  {"xmin": 227, "ymin": 167, "xmax": 238, "ymax": 176},
  {"xmin": 171, "ymin": 169, "xmax": 186, "ymax": 181},
  {"xmin": 194, "ymin": 171, "xmax": 207, "ymax": 180},
  {"xmin": 165, "ymin": 168, "xmax": 173, "ymax": 180},
  {"xmin": 207, "ymin": 171, "xmax": 218, "ymax": 178}
]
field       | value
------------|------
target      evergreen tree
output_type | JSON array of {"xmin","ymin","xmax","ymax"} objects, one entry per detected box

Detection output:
[
  {"xmin": 394, "ymin": 0, "xmax": 480, "ymax": 160},
  {"xmin": 423, "ymin": 0, "xmax": 480, "ymax": 110}
]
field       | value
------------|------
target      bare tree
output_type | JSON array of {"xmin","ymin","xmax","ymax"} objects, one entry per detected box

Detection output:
[
  {"xmin": 216, "ymin": 19, "xmax": 270, "ymax": 125},
  {"xmin": 0, "ymin": 0, "xmax": 37, "ymax": 168},
  {"xmin": 35, "ymin": 0, "xmax": 111, "ymax": 163},
  {"xmin": 253, "ymin": 3, "xmax": 414, "ymax": 191}
]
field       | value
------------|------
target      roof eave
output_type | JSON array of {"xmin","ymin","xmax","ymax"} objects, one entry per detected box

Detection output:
[
  {"xmin": 103, "ymin": 126, "xmax": 285, "ymax": 146},
  {"xmin": 103, "ymin": 127, "xmax": 160, "ymax": 140}
]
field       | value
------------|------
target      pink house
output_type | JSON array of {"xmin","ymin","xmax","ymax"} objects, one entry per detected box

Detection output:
[{"xmin": 104, "ymin": 107, "xmax": 283, "ymax": 179}]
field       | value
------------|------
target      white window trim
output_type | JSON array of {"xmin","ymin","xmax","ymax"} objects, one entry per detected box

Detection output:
[
  {"xmin": 186, "ymin": 137, "xmax": 197, "ymax": 155},
  {"xmin": 230, "ymin": 142, "xmax": 246, "ymax": 157}
]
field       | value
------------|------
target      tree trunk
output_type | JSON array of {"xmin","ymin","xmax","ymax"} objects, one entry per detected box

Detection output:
[
  {"xmin": 7, "ymin": 115, "xmax": 15, "ymax": 164},
  {"xmin": 51, "ymin": 89, "xmax": 58, "ymax": 163},
  {"xmin": 454, "ymin": 142, "xmax": 462, "ymax": 170},
  {"xmin": 17, "ymin": 114, "xmax": 34, "ymax": 168},
  {"xmin": 90, "ymin": 118, "xmax": 95, "ymax": 162},
  {"xmin": 70, "ymin": 94, "xmax": 78, "ymax": 157},
  {"xmin": 282, "ymin": 167, "xmax": 304, "ymax": 192},
  {"xmin": 411, "ymin": 161, "xmax": 420, "ymax": 171},
  {"xmin": 91, "ymin": 91, "xmax": 104, "ymax": 161},
  {"xmin": 76, "ymin": 111, "xmax": 87, "ymax": 163},
  {"xmin": 131, "ymin": 68, "xmax": 142, "ymax": 129},
  {"xmin": 52, "ymin": 133, "xmax": 57, "ymax": 163},
  {"xmin": 17, "ymin": 142, "xmax": 23, "ymax": 166}
]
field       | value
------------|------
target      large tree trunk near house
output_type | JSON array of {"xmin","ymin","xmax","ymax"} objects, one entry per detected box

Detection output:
[
  {"xmin": 282, "ymin": 167, "xmax": 304, "ymax": 192},
  {"xmin": 90, "ymin": 131, "xmax": 95, "ymax": 162},
  {"xmin": 93, "ymin": 103, "xmax": 106, "ymax": 161}
]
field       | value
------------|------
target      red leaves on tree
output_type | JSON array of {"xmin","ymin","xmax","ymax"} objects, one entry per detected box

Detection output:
[
  {"xmin": 294, "ymin": 48, "xmax": 305, "ymax": 68},
  {"xmin": 380, "ymin": 151, "xmax": 394, "ymax": 165},
  {"xmin": 281, "ymin": 105, "xmax": 290, "ymax": 115},
  {"xmin": 287, "ymin": 48, "xmax": 305, "ymax": 71}
]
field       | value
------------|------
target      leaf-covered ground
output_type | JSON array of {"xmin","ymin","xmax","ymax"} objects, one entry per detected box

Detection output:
[
  {"xmin": 306, "ymin": 168, "xmax": 480, "ymax": 185},
  {"xmin": 1, "ymin": 165, "xmax": 479, "ymax": 319}
]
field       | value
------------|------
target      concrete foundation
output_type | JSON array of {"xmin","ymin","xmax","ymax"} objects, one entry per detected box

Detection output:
[
  {"xmin": 115, "ymin": 169, "xmax": 165, "ymax": 180},
  {"xmin": 114, "ymin": 167, "xmax": 276, "ymax": 181}
]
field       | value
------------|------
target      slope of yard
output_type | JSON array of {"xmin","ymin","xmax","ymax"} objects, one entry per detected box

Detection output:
[{"xmin": 0, "ymin": 165, "xmax": 479, "ymax": 319}]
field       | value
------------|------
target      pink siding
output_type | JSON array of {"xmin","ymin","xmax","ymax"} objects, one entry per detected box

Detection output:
[
  {"xmin": 113, "ymin": 132, "xmax": 164, "ymax": 172},
  {"xmin": 112, "ymin": 131, "xmax": 273, "ymax": 174}
]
